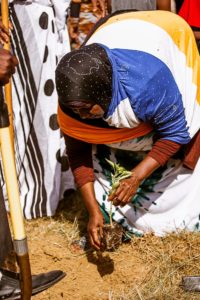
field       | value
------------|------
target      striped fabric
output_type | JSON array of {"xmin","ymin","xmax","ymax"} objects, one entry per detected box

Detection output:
[{"xmin": 0, "ymin": 1, "xmax": 75, "ymax": 219}]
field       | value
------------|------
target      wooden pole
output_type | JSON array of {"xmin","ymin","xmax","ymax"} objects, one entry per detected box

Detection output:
[{"xmin": 0, "ymin": 1, "xmax": 32, "ymax": 299}]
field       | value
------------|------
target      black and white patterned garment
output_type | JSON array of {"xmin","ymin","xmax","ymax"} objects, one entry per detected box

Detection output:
[{"xmin": 0, "ymin": 0, "xmax": 75, "ymax": 219}]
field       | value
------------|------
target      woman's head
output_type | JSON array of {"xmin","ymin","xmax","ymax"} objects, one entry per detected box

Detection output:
[{"xmin": 56, "ymin": 43, "xmax": 112, "ymax": 118}]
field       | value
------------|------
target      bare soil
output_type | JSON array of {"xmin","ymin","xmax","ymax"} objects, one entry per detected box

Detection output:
[{"xmin": 24, "ymin": 191, "xmax": 200, "ymax": 300}]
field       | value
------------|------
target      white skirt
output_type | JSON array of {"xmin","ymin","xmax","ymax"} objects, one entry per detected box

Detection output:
[{"xmin": 92, "ymin": 136, "xmax": 200, "ymax": 236}]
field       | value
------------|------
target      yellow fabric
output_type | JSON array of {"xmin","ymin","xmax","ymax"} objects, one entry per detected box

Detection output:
[
  {"xmin": 94, "ymin": 10, "xmax": 200, "ymax": 104},
  {"xmin": 57, "ymin": 106, "xmax": 153, "ymax": 144}
]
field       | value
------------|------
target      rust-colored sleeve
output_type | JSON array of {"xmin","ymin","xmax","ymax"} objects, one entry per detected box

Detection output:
[
  {"xmin": 64, "ymin": 135, "xmax": 95, "ymax": 188},
  {"xmin": 183, "ymin": 130, "xmax": 200, "ymax": 170},
  {"xmin": 147, "ymin": 139, "xmax": 181, "ymax": 166}
]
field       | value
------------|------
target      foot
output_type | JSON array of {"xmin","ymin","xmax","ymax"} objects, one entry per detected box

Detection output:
[{"xmin": 0, "ymin": 268, "xmax": 66, "ymax": 299}]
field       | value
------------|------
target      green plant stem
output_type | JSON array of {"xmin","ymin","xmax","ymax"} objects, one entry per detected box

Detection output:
[{"xmin": 106, "ymin": 159, "xmax": 132, "ymax": 228}]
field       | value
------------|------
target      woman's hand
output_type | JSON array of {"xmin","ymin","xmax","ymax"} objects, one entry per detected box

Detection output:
[
  {"xmin": 0, "ymin": 49, "xmax": 18, "ymax": 85},
  {"xmin": 0, "ymin": 19, "xmax": 13, "ymax": 45},
  {"xmin": 79, "ymin": 181, "xmax": 105, "ymax": 250},
  {"xmin": 108, "ymin": 172, "xmax": 141, "ymax": 207},
  {"xmin": 0, "ymin": 21, "xmax": 9, "ymax": 44},
  {"xmin": 87, "ymin": 210, "xmax": 104, "ymax": 250},
  {"xmin": 108, "ymin": 156, "xmax": 161, "ymax": 207}
]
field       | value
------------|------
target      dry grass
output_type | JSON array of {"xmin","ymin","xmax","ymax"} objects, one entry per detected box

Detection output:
[
  {"xmin": 25, "ymin": 191, "xmax": 200, "ymax": 299},
  {"xmin": 107, "ymin": 232, "xmax": 200, "ymax": 300},
  {"xmin": 25, "ymin": 191, "xmax": 88, "ymax": 252}
]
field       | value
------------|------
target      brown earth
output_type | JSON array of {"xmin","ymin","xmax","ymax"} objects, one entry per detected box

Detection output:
[{"xmin": 23, "ymin": 191, "xmax": 200, "ymax": 300}]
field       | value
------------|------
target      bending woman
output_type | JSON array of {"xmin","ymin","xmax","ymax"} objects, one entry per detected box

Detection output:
[{"xmin": 56, "ymin": 10, "xmax": 200, "ymax": 250}]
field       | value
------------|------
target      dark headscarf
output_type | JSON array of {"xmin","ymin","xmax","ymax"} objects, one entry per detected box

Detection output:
[{"xmin": 56, "ymin": 43, "xmax": 112, "ymax": 112}]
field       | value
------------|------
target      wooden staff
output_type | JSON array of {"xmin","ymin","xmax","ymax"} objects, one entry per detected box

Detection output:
[{"xmin": 0, "ymin": 1, "xmax": 32, "ymax": 299}]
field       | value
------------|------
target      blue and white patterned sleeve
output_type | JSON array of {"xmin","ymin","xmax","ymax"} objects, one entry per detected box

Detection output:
[{"xmin": 132, "ymin": 66, "xmax": 191, "ymax": 144}]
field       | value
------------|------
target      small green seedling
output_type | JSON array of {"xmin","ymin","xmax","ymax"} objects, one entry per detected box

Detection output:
[{"xmin": 106, "ymin": 159, "xmax": 132, "ymax": 227}]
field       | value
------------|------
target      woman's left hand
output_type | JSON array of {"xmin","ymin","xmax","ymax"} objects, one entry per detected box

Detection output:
[
  {"xmin": 108, "ymin": 172, "xmax": 141, "ymax": 207},
  {"xmin": 0, "ymin": 22, "xmax": 9, "ymax": 44}
]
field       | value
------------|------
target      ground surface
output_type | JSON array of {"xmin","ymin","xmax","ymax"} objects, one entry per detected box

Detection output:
[{"xmin": 24, "ymin": 192, "xmax": 200, "ymax": 300}]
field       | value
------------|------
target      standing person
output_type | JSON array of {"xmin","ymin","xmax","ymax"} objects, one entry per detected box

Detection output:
[
  {"xmin": 68, "ymin": 0, "xmax": 171, "ymax": 49},
  {"xmin": 0, "ymin": 0, "xmax": 75, "ymax": 220},
  {"xmin": 56, "ymin": 10, "xmax": 200, "ymax": 250},
  {"xmin": 0, "ymin": 38, "xmax": 18, "ymax": 269},
  {"xmin": 0, "ymin": 23, "xmax": 66, "ymax": 300},
  {"xmin": 68, "ymin": 0, "xmax": 107, "ymax": 49}
]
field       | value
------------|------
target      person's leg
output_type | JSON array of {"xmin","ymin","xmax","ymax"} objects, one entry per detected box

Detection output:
[
  {"xmin": 156, "ymin": 0, "xmax": 171, "ymax": 10},
  {"xmin": 174, "ymin": 0, "xmax": 184, "ymax": 12},
  {"xmin": 5, "ymin": 2, "xmax": 74, "ymax": 220},
  {"xmin": 197, "ymin": 39, "xmax": 200, "ymax": 53},
  {"xmin": 0, "ymin": 187, "xmax": 14, "ymax": 269}
]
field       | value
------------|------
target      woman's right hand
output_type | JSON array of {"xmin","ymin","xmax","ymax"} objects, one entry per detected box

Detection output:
[
  {"xmin": 79, "ymin": 182, "xmax": 105, "ymax": 250},
  {"xmin": 87, "ymin": 210, "xmax": 104, "ymax": 250}
]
